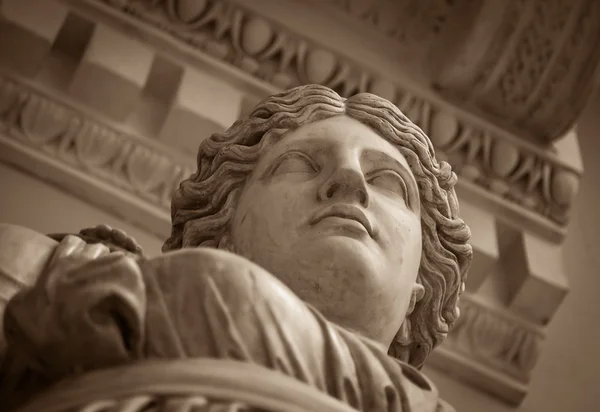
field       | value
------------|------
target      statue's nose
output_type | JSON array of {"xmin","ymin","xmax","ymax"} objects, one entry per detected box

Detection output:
[{"xmin": 317, "ymin": 166, "xmax": 369, "ymax": 207}]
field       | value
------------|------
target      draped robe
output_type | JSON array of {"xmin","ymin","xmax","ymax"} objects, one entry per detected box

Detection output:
[{"xmin": 1, "ymin": 239, "xmax": 452, "ymax": 412}]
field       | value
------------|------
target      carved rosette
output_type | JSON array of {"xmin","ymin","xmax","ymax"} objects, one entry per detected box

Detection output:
[
  {"xmin": 82, "ymin": 0, "xmax": 581, "ymax": 238},
  {"xmin": 0, "ymin": 74, "xmax": 194, "ymax": 211}
]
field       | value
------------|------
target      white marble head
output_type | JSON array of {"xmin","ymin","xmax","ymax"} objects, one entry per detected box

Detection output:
[{"xmin": 164, "ymin": 85, "xmax": 472, "ymax": 368}]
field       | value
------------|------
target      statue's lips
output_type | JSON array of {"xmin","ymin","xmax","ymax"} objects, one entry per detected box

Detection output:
[{"xmin": 310, "ymin": 205, "xmax": 374, "ymax": 238}]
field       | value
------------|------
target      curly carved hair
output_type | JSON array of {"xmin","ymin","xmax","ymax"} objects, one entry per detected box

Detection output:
[{"xmin": 163, "ymin": 84, "xmax": 472, "ymax": 368}]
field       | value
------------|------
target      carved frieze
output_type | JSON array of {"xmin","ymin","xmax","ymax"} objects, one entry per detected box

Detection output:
[
  {"xmin": 391, "ymin": 95, "xmax": 580, "ymax": 231},
  {"xmin": 447, "ymin": 295, "xmax": 544, "ymax": 381},
  {"xmin": 0, "ymin": 72, "xmax": 193, "ymax": 213},
  {"xmin": 427, "ymin": 294, "xmax": 546, "ymax": 404},
  {"xmin": 65, "ymin": 0, "xmax": 581, "ymax": 241}
]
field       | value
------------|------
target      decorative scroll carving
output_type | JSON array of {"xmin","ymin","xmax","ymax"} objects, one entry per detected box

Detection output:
[
  {"xmin": 76, "ymin": 0, "xmax": 581, "ymax": 236},
  {"xmin": 0, "ymin": 73, "xmax": 194, "ymax": 212},
  {"xmin": 445, "ymin": 295, "xmax": 545, "ymax": 381}
]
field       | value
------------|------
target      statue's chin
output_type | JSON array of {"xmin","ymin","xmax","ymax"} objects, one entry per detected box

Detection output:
[
  {"xmin": 303, "ymin": 234, "xmax": 382, "ymax": 275},
  {"xmin": 276, "ymin": 257, "xmax": 385, "ymax": 327},
  {"xmin": 227, "ymin": 230, "xmax": 390, "ymax": 344}
]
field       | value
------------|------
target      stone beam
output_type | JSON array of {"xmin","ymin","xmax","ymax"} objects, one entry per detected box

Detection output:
[
  {"xmin": 69, "ymin": 23, "xmax": 155, "ymax": 122},
  {"xmin": 159, "ymin": 66, "xmax": 243, "ymax": 153},
  {"xmin": 0, "ymin": 0, "xmax": 68, "ymax": 77},
  {"xmin": 496, "ymin": 222, "xmax": 569, "ymax": 326}
]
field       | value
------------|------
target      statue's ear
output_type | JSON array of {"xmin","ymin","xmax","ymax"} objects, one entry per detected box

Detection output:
[{"xmin": 407, "ymin": 283, "xmax": 425, "ymax": 316}]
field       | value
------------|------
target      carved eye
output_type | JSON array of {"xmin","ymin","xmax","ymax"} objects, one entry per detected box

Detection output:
[
  {"xmin": 272, "ymin": 153, "xmax": 317, "ymax": 175},
  {"xmin": 368, "ymin": 171, "xmax": 408, "ymax": 200}
]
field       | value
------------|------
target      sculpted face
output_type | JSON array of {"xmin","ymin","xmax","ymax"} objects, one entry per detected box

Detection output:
[{"xmin": 230, "ymin": 115, "xmax": 423, "ymax": 347}]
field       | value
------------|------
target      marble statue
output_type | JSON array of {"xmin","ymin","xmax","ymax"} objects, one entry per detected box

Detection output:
[{"xmin": 0, "ymin": 85, "xmax": 472, "ymax": 411}]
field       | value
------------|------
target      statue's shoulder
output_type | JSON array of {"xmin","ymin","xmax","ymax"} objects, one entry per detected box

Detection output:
[{"xmin": 0, "ymin": 224, "xmax": 59, "ymax": 289}]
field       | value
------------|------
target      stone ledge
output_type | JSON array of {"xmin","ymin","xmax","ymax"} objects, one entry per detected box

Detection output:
[
  {"xmin": 427, "ymin": 294, "xmax": 546, "ymax": 405},
  {"xmin": 58, "ymin": 0, "xmax": 581, "ymax": 243},
  {"xmin": 0, "ymin": 72, "xmax": 193, "ymax": 238}
]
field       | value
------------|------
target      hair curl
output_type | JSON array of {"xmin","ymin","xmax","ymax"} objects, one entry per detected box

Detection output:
[{"xmin": 163, "ymin": 84, "xmax": 472, "ymax": 368}]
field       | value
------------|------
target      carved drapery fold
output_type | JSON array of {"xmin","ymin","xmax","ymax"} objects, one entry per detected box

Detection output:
[
  {"xmin": 1, "ymin": 241, "xmax": 445, "ymax": 411},
  {"xmin": 13, "ymin": 360, "xmax": 359, "ymax": 412}
]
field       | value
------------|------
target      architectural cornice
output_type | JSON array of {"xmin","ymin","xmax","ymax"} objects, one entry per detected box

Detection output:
[
  {"xmin": 0, "ymin": 72, "xmax": 191, "ymax": 238},
  {"xmin": 289, "ymin": 0, "xmax": 600, "ymax": 145},
  {"xmin": 452, "ymin": 295, "xmax": 545, "ymax": 382},
  {"xmin": 59, "ymin": 0, "xmax": 583, "ymax": 243},
  {"xmin": 428, "ymin": 294, "xmax": 546, "ymax": 405}
]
